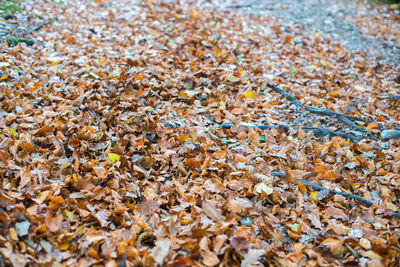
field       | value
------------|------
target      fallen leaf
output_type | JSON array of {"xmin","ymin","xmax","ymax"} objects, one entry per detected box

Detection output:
[
  {"xmin": 107, "ymin": 153, "xmax": 120, "ymax": 163},
  {"xmin": 241, "ymin": 249, "xmax": 265, "ymax": 267},
  {"xmin": 201, "ymin": 250, "xmax": 219, "ymax": 267},
  {"xmin": 152, "ymin": 239, "xmax": 170, "ymax": 266},
  {"xmin": 202, "ymin": 201, "xmax": 223, "ymax": 222},
  {"xmin": 45, "ymin": 212, "xmax": 64, "ymax": 232},
  {"xmin": 231, "ymin": 236, "xmax": 249, "ymax": 251},
  {"xmin": 321, "ymin": 237, "xmax": 343, "ymax": 258}
]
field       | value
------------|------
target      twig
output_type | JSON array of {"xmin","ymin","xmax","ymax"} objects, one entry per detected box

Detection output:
[
  {"xmin": 336, "ymin": 115, "xmax": 371, "ymax": 134},
  {"xmin": 302, "ymin": 127, "xmax": 361, "ymax": 141},
  {"xmin": 268, "ymin": 85, "xmax": 378, "ymax": 140},
  {"xmin": 299, "ymin": 178, "xmax": 400, "ymax": 218},
  {"xmin": 230, "ymin": 4, "xmax": 252, "ymax": 8},
  {"xmin": 165, "ymin": 121, "xmax": 361, "ymax": 141},
  {"xmin": 22, "ymin": 238, "xmax": 35, "ymax": 248},
  {"xmin": 345, "ymin": 243, "xmax": 359, "ymax": 258},
  {"xmin": 27, "ymin": 22, "xmax": 49, "ymax": 35},
  {"xmin": 295, "ymin": 178, "xmax": 374, "ymax": 207},
  {"xmin": 269, "ymin": 85, "xmax": 303, "ymax": 108},
  {"xmin": 270, "ymin": 85, "xmax": 373, "ymax": 123},
  {"xmin": 270, "ymin": 171, "xmax": 400, "ymax": 219}
]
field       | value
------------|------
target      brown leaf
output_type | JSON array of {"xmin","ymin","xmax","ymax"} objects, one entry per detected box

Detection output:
[
  {"xmin": 138, "ymin": 200, "xmax": 160, "ymax": 216},
  {"xmin": 202, "ymin": 201, "xmax": 223, "ymax": 222},
  {"xmin": 45, "ymin": 211, "xmax": 63, "ymax": 232},
  {"xmin": 323, "ymin": 206, "xmax": 347, "ymax": 220},
  {"xmin": 34, "ymin": 126, "xmax": 54, "ymax": 136},
  {"xmin": 93, "ymin": 166, "xmax": 108, "ymax": 180},
  {"xmin": 321, "ymin": 237, "xmax": 344, "ymax": 258},
  {"xmin": 94, "ymin": 210, "xmax": 110, "ymax": 228},
  {"xmin": 241, "ymin": 249, "xmax": 265, "ymax": 267},
  {"xmin": 166, "ymin": 257, "xmax": 197, "ymax": 267},
  {"xmin": 213, "ymin": 235, "xmax": 228, "ymax": 253},
  {"xmin": 69, "ymin": 138, "xmax": 81, "ymax": 148},
  {"xmin": 230, "ymin": 236, "xmax": 249, "ymax": 251},
  {"xmin": 151, "ymin": 239, "xmax": 170, "ymax": 266},
  {"xmin": 0, "ymin": 244, "xmax": 27, "ymax": 266},
  {"xmin": 0, "ymin": 150, "xmax": 9, "ymax": 163},
  {"xmin": 19, "ymin": 167, "xmax": 31, "ymax": 188},
  {"xmin": 201, "ymin": 250, "xmax": 219, "ymax": 267}
]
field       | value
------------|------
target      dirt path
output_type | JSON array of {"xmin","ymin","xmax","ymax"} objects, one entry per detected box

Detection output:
[{"xmin": 211, "ymin": 0, "xmax": 400, "ymax": 66}]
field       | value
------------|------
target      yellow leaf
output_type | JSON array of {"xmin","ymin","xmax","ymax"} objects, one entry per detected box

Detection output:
[
  {"xmin": 329, "ymin": 91, "xmax": 339, "ymax": 97},
  {"xmin": 390, "ymin": 4, "xmax": 397, "ymax": 9},
  {"xmin": 243, "ymin": 91, "xmax": 257, "ymax": 100},
  {"xmin": 0, "ymin": 74, "xmax": 8, "ymax": 81},
  {"xmin": 9, "ymin": 128, "xmax": 17, "ymax": 136},
  {"xmin": 9, "ymin": 228, "xmax": 18, "ymax": 241},
  {"xmin": 59, "ymin": 242, "xmax": 69, "ymax": 250},
  {"xmin": 179, "ymin": 216, "xmax": 193, "ymax": 225},
  {"xmin": 214, "ymin": 47, "xmax": 220, "ymax": 57},
  {"xmin": 310, "ymin": 192, "xmax": 317, "ymax": 201},
  {"xmin": 107, "ymin": 153, "xmax": 120, "ymax": 163},
  {"xmin": 98, "ymin": 58, "xmax": 103, "ymax": 64},
  {"xmin": 72, "ymin": 173, "xmax": 78, "ymax": 182},
  {"xmin": 65, "ymin": 210, "xmax": 74, "ymax": 220}
]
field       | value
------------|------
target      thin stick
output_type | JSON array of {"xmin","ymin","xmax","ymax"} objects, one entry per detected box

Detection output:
[{"xmin": 295, "ymin": 178, "xmax": 400, "ymax": 219}]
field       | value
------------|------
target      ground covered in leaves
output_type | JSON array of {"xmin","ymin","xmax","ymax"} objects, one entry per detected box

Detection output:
[{"xmin": 0, "ymin": 0, "xmax": 400, "ymax": 266}]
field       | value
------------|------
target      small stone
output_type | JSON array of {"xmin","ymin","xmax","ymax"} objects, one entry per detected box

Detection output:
[
  {"xmin": 16, "ymin": 221, "xmax": 30, "ymax": 237},
  {"xmin": 381, "ymin": 130, "xmax": 400, "ymax": 140}
]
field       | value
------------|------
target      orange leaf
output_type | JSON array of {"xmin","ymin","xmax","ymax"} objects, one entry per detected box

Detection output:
[
  {"xmin": 69, "ymin": 138, "xmax": 81, "ymax": 148},
  {"xmin": 35, "ymin": 126, "xmax": 54, "ymax": 136},
  {"xmin": 23, "ymin": 142, "xmax": 35, "ymax": 152},
  {"xmin": 0, "ymin": 150, "xmax": 9, "ymax": 163},
  {"xmin": 179, "ymin": 133, "xmax": 190, "ymax": 143},
  {"xmin": 297, "ymin": 181, "xmax": 307, "ymax": 193},
  {"xmin": 185, "ymin": 157, "xmax": 201, "ymax": 168}
]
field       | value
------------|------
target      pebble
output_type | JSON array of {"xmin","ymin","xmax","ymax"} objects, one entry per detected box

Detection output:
[{"xmin": 381, "ymin": 130, "xmax": 400, "ymax": 140}]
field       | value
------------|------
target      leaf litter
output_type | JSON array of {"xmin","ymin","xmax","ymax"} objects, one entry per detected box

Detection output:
[{"xmin": 0, "ymin": 0, "xmax": 399, "ymax": 266}]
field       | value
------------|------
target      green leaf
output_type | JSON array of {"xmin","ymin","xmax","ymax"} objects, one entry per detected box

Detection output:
[
  {"xmin": 65, "ymin": 210, "xmax": 74, "ymax": 220},
  {"xmin": 107, "ymin": 153, "xmax": 120, "ymax": 163},
  {"xmin": 259, "ymin": 135, "xmax": 266, "ymax": 142}
]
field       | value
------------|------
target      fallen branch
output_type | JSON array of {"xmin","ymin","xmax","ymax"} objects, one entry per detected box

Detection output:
[
  {"xmin": 295, "ymin": 178, "xmax": 375, "ymax": 207},
  {"xmin": 164, "ymin": 121, "xmax": 361, "ymax": 141},
  {"xmin": 270, "ymin": 171, "xmax": 400, "ymax": 219},
  {"xmin": 214, "ymin": 122, "xmax": 361, "ymax": 141},
  {"xmin": 229, "ymin": 4, "xmax": 252, "ymax": 8},
  {"xmin": 268, "ymin": 85, "xmax": 378, "ymax": 140},
  {"xmin": 269, "ymin": 85, "xmax": 303, "ymax": 108},
  {"xmin": 270, "ymin": 85, "xmax": 371, "ymax": 123},
  {"xmin": 27, "ymin": 21, "xmax": 49, "ymax": 35},
  {"xmin": 336, "ymin": 115, "xmax": 370, "ymax": 134},
  {"xmin": 302, "ymin": 127, "xmax": 361, "ymax": 142}
]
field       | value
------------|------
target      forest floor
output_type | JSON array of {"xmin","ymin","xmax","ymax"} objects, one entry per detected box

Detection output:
[{"xmin": 0, "ymin": 0, "xmax": 399, "ymax": 266}]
